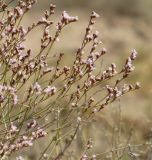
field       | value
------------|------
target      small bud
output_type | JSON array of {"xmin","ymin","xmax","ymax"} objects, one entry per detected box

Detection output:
[
  {"xmin": 135, "ymin": 82, "xmax": 141, "ymax": 89},
  {"xmin": 101, "ymin": 48, "xmax": 107, "ymax": 55},
  {"xmin": 91, "ymin": 11, "xmax": 100, "ymax": 18}
]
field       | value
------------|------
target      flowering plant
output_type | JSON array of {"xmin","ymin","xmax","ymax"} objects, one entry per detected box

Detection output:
[{"xmin": 0, "ymin": 1, "xmax": 140, "ymax": 159}]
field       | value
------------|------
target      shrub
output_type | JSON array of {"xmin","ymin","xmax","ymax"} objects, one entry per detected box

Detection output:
[{"xmin": 0, "ymin": 1, "xmax": 140, "ymax": 159}]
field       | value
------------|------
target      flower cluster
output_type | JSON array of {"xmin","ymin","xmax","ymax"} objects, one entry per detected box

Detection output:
[
  {"xmin": 0, "ymin": 85, "xmax": 18, "ymax": 105},
  {"xmin": 122, "ymin": 49, "xmax": 138, "ymax": 77},
  {"xmin": 0, "ymin": 121, "xmax": 47, "ymax": 158}
]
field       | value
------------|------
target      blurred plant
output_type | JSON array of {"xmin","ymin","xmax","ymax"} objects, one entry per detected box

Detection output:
[{"xmin": 0, "ymin": 0, "xmax": 141, "ymax": 159}]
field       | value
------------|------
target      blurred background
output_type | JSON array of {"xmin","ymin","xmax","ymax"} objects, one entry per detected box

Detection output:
[{"xmin": 10, "ymin": 0, "xmax": 152, "ymax": 159}]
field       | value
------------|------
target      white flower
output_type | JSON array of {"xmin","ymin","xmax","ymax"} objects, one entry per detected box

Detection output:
[
  {"xmin": 16, "ymin": 156, "xmax": 24, "ymax": 160},
  {"xmin": 13, "ymin": 94, "xmax": 18, "ymax": 105},
  {"xmin": 81, "ymin": 154, "xmax": 88, "ymax": 160},
  {"xmin": 10, "ymin": 123, "xmax": 19, "ymax": 134},
  {"xmin": 33, "ymin": 82, "xmax": 42, "ymax": 94},
  {"xmin": 43, "ymin": 86, "xmax": 57, "ymax": 95},
  {"xmin": 77, "ymin": 117, "xmax": 82, "ymax": 123}
]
